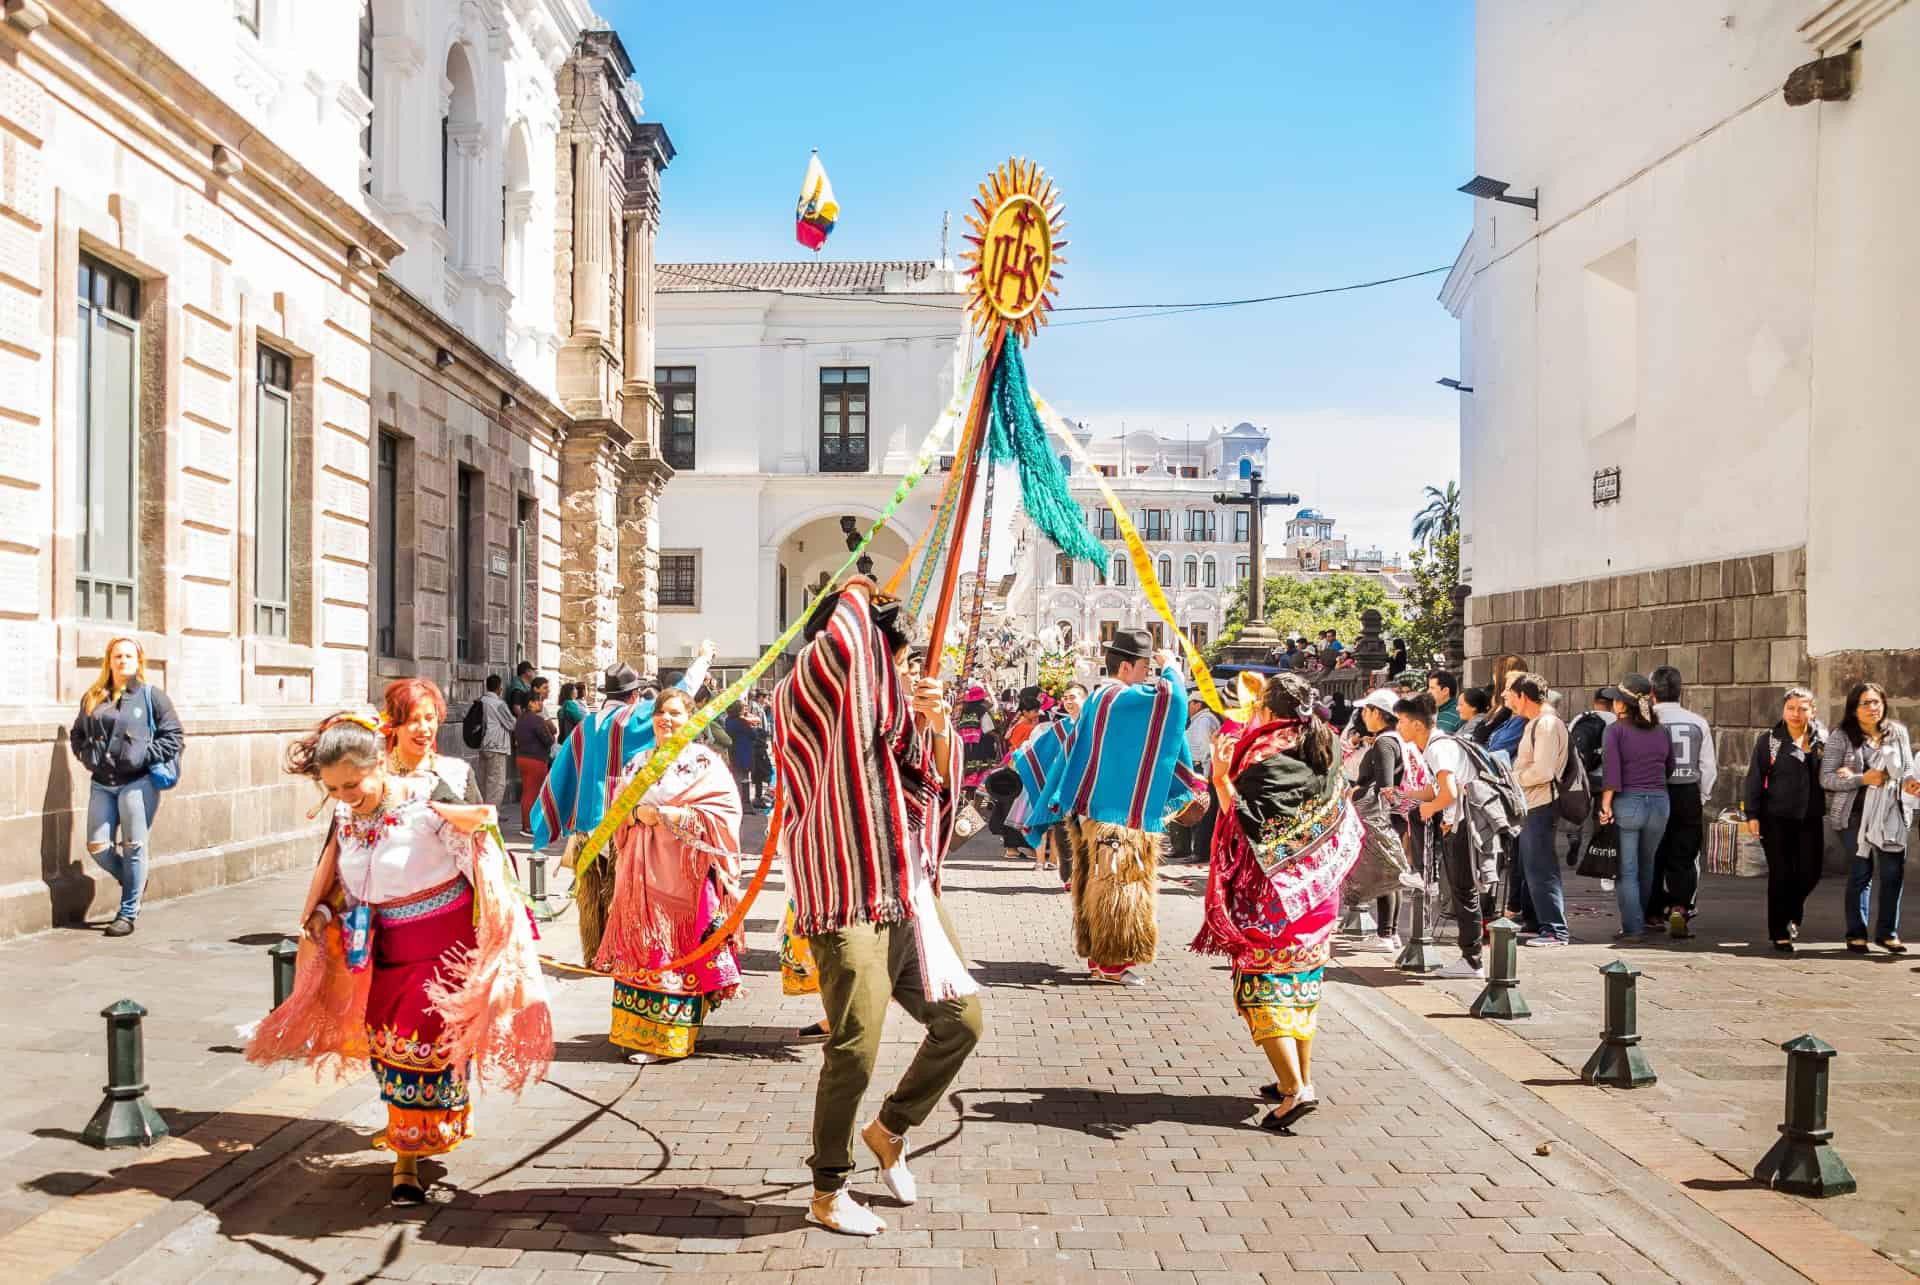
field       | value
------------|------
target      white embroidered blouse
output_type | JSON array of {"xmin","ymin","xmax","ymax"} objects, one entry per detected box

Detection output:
[{"xmin": 334, "ymin": 797, "xmax": 474, "ymax": 908}]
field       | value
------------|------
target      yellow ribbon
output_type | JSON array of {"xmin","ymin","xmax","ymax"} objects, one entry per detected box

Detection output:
[{"xmin": 1031, "ymin": 394, "xmax": 1227, "ymax": 716}]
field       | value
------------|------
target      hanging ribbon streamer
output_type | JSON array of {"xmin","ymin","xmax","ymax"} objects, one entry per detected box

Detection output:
[
  {"xmin": 570, "ymin": 366, "xmax": 977, "ymax": 882},
  {"xmin": 905, "ymin": 443, "xmax": 968, "ymax": 617},
  {"xmin": 1032, "ymin": 391, "xmax": 1228, "ymax": 716},
  {"xmin": 986, "ymin": 339, "xmax": 1108, "ymax": 567},
  {"xmin": 886, "ymin": 357, "xmax": 984, "ymax": 601},
  {"xmin": 958, "ymin": 462, "xmax": 996, "ymax": 684}
]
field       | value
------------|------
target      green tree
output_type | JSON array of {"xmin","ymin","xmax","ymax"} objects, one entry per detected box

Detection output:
[
  {"xmin": 1210, "ymin": 572, "xmax": 1404, "ymax": 662},
  {"xmin": 1401, "ymin": 530, "xmax": 1459, "ymax": 668},
  {"xmin": 1411, "ymin": 482, "xmax": 1460, "ymax": 546}
]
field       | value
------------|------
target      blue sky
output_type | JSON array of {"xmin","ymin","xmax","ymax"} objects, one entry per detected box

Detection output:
[{"xmin": 604, "ymin": 0, "xmax": 1471, "ymax": 561}]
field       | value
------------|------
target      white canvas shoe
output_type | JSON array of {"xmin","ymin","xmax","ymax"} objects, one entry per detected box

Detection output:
[
  {"xmin": 1438, "ymin": 957, "xmax": 1487, "ymax": 979},
  {"xmin": 809, "ymin": 1189, "xmax": 886, "ymax": 1236}
]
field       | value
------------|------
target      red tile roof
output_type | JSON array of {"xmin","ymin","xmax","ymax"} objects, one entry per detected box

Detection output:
[{"xmin": 658, "ymin": 261, "xmax": 940, "ymax": 294}]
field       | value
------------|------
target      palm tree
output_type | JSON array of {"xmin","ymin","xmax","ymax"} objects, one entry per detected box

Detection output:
[{"xmin": 1411, "ymin": 482, "xmax": 1460, "ymax": 546}]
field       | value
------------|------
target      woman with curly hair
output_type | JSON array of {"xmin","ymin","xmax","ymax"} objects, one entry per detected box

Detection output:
[
  {"xmin": 247, "ymin": 713, "xmax": 551, "ymax": 1203},
  {"xmin": 1193, "ymin": 673, "xmax": 1362, "ymax": 1135},
  {"xmin": 381, "ymin": 677, "xmax": 480, "ymax": 803}
]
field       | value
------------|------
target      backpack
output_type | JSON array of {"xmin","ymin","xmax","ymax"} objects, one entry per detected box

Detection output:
[
  {"xmin": 461, "ymin": 698, "xmax": 486, "ymax": 749},
  {"xmin": 1534, "ymin": 717, "xmax": 1591, "ymax": 825},
  {"xmin": 1432, "ymin": 732, "xmax": 1526, "ymax": 844},
  {"xmin": 1568, "ymin": 711, "xmax": 1607, "ymax": 776}
]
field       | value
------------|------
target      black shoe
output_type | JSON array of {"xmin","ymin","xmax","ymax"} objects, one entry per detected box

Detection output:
[
  {"xmin": 795, "ymin": 1021, "xmax": 830, "ymax": 1042},
  {"xmin": 390, "ymin": 1177, "xmax": 427, "ymax": 1205},
  {"xmin": 1258, "ymin": 1095, "xmax": 1318, "ymax": 1134},
  {"xmin": 1877, "ymin": 937, "xmax": 1908, "ymax": 955},
  {"xmin": 1259, "ymin": 1082, "xmax": 1283, "ymax": 1102},
  {"xmin": 1846, "ymin": 939, "xmax": 1870, "ymax": 954},
  {"xmin": 1772, "ymin": 940, "xmax": 1794, "ymax": 954},
  {"xmin": 103, "ymin": 917, "xmax": 135, "ymax": 938}
]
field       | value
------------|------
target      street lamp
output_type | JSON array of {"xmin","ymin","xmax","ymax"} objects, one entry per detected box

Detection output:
[
  {"xmin": 1458, "ymin": 175, "xmax": 1537, "ymax": 216},
  {"xmin": 1436, "ymin": 378, "xmax": 1474, "ymax": 393}
]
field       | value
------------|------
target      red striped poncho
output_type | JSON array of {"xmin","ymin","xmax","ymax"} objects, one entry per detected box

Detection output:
[{"xmin": 773, "ymin": 581, "xmax": 959, "ymax": 937}]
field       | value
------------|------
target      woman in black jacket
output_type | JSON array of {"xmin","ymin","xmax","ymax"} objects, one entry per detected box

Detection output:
[
  {"xmin": 1743, "ymin": 687, "xmax": 1825, "ymax": 953},
  {"xmin": 69, "ymin": 638, "xmax": 183, "ymax": 937}
]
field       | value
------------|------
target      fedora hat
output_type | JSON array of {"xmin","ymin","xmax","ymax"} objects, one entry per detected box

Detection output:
[{"xmin": 600, "ymin": 662, "xmax": 642, "ymax": 697}]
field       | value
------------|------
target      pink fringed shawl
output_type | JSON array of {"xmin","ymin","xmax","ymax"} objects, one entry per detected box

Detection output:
[
  {"xmin": 246, "ymin": 803, "xmax": 554, "ymax": 1095},
  {"xmin": 593, "ymin": 743, "xmax": 743, "ymax": 976}
]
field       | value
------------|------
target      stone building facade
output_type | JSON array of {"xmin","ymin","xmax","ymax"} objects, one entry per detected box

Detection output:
[
  {"xmin": 1445, "ymin": 1, "xmax": 1920, "ymax": 819},
  {"xmin": 0, "ymin": 1, "xmax": 674, "ymax": 940},
  {"xmin": 0, "ymin": 0, "xmax": 399, "ymax": 937}
]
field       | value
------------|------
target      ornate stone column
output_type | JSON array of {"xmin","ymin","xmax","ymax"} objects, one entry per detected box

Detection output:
[
  {"xmin": 571, "ymin": 140, "xmax": 607, "ymax": 337},
  {"xmin": 557, "ymin": 423, "xmax": 628, "ymax": 680},
  {"xmin": 618, "ymin": 460, "xmax": 670, "ymax": 679}
]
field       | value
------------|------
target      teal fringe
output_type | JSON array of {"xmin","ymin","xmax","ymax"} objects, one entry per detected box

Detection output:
[{"xmin": 988, "ymin": 341, "xmax": 1106, "ymax": 565}]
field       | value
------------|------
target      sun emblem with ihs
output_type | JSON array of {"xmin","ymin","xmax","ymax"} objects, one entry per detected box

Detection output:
[{"xmin": 961, "ymin": 158, "xmax": 1067, "ymax": 343}]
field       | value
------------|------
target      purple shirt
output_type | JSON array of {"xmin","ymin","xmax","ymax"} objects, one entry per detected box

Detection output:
[{"xmin": 1603, "ymin": 721, "xmax": 1674, "ymax": 794}]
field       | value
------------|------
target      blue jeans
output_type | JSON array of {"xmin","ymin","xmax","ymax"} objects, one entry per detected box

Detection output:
[
  {"xmin": 1518, "ymin": 803, "xmax": 1567, "ymax": 941},
  {"xmin": 87, "ymin": 776, "xmax": 160, "ymax": 921},
  {"xmin": 1841, "ymin": 813, "xmax": 1905, "ymax": 941},
  {"xmin": 1611, "ymin": 790, "xmax": 1670, "ymax": 935}
]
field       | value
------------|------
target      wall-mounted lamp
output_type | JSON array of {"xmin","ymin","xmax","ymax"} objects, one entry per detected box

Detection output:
[
  {"xmin": 212, "ymin": 144, "xmax": 244, "ymax": 178},
  {"xmin": 500, "ymin": 391, "xmax": 517, "ymax": 411},
  {"xmin": 1458, "ymin": 175, "xmax": 1537, "ymax": 216},
  {"xmin": 856, "ymin": 554, "xmax": 874, "ymax": 576},
  {"xmin": 1437, "ymin": 378, "xmax": 1474, "ymax": 393},
  {"xmin": 435, "ymin": 347, "xmax": 454, "ymax": 370},
  {"xmin": 346, "ymin": 246, "xmax": 370, "ymax": 272}
]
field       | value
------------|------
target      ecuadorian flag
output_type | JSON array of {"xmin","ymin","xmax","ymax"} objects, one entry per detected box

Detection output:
[{"xmin": 795, "ymin": 151, "xmax": 838, "ymax": 251}]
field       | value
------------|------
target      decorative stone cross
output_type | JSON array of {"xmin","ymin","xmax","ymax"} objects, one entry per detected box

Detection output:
[{"xmin": 1214, "ymin": 465, "xmax": 1298, "ymax": 637}]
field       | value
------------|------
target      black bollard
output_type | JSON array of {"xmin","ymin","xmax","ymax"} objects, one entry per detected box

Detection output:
[
  {"xmin": 269, "ymin": 937, "xmax": 299, "ymax": 1008},
  {"xmin": 1337, "ymin": 899, "xmax": 1378, "ymax": 936},
  {"xmin": 1580, "ymin": 960, "xmax": 1656, "ymax": 1088},
  {"xmin": 81, "ymin": 999, "xmax": 169, "ymax": 1149},
  {"xmin": 1395, "ymin": 883, "xmax": 1445, "ymax": 972},
  {"xmin": 1469, "ymin": 917, "xmax": 1531, "ymax": 1019},
  {"xmin": 1754, "ymin": 1035, "xmax": 1856, "ymax": 1197},
  {"xmin": 527, "ymin": 850, "xmax": 548, "ymax": 901}
]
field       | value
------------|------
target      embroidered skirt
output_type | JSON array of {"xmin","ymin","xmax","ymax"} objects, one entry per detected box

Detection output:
[
  {"xmin": 367, "ymin": 877, "xmax": 475, "ymax": 1157},
  {"xmin": 609, "ymin": 879, "xmax": 741, "ymax": 1058},
  {"xmin": 779, "ymin": 900, "xmax": 819, "ymax": 996},
  {"xmin": 1230, "ymin": 898, "xmax": 1336, "ymax": 1047}
]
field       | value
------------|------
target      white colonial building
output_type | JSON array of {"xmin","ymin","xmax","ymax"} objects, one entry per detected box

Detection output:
[
  {"xmin": 651, "ymin": 260, "xmax": 972, "ymax": 678},
  {"xmin": 1444, "ymin": 0, "xmax": 1920, "ymax": 805},
  {"xmin": 1006, "ymin": 423, "xmax": 1273, "ymax": 655}
]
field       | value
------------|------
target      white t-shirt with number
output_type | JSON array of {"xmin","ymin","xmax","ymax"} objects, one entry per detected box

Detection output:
[{"xmin": 1424, "ymin": 735, "xmax": 1478, "ymax": 828}]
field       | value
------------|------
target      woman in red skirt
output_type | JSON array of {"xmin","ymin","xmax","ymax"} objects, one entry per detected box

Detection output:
[{"xmin": 248, "ymin": 712, "xmax": 552, "ymax": 1203}]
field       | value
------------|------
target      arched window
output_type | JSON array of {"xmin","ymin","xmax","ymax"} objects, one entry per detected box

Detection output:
[
  {"xmin": 1183, "ymin": 556, "xmax": 1198, "ymax": 588},
  {"xmin": 1156, "ymin": 554, "xmax": 1172, "ymax": 585},
  {"xmin": 441, "ymin": 44, "xmax": 480, "ymax": 267},
  {"xmin": 502, "ymin": 124, "xmax": 532, "ymax": 309},
  {"xmin": 1202, "ymin": 556, "xmax": 1217, "ymax": 588},
  {"xmin": 1112, "ymin": 555, "xmax": 1128, "ymax": 587},
  {"xmin": 1094, "ymin": 558, "xmax": 1107, "ymax": 586},
  {"xmin": 1055, "ymin": 619, "xmax": 1075, "ymax": 647},
  {"xmin": 1058, "ymin": 453, "xmax": 1072, "ymax": 475}
]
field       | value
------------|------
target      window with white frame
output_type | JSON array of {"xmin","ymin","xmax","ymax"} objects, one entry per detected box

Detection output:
[
  {"xmin": 75, "ymin": 256, "xmax": 140, "ymax": 625},
  {"xmin": 253, "ymin": 345, "xmax": 294, "ymax": 637}
]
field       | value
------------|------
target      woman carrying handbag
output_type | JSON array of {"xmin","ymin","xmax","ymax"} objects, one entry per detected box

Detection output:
[{"xmin": 68, "ymin": 637, "xmax": 184, "ymax": 937}]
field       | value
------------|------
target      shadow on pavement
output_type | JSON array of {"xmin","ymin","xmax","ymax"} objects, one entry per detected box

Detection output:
[
  {"xmin": 967, "ymin": 957, "xmax": 1082, "ymax": 990},
  {"xmin": 958, "ymin": 1086, "xmax": 1260, "ymax": 1139}
]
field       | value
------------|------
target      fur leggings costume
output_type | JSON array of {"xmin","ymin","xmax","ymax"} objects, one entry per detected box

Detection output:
[{"xmin": 1067, "ymin": 817, "xmax": 1159, "ymax": 968}]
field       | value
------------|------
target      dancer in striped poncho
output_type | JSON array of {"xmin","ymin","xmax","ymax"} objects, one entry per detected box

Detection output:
[{"xmin": 772, "ymin": 578, "xmax": 983, "ymax": 1239}]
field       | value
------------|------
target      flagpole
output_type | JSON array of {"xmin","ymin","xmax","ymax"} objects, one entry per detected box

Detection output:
[{"xmin": 921, "ymin": 325, "xmax": 1006, "ymax": 680}]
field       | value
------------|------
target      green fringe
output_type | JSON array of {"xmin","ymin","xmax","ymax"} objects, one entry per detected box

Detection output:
[{"xmin": 989, "ymin": 341, "xmax": 1106, "ymax": 565}]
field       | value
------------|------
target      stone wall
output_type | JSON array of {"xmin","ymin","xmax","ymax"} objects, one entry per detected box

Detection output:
[{"xmin": 1465, "ymin": 547, "xmax": 1808, "ymax": 812}]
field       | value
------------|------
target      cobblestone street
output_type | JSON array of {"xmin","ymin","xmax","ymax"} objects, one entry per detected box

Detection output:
[{"xmin": 0, "ymin": 822, "xmax": 1909, "ymax": 1283}]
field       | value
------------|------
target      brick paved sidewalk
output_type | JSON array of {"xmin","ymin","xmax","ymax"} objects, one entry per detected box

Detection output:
[
  {"xmin": 0, "ymin": 824, "xmax": 1890, "ymax": 1282},
  {"xmin": 1359, "ymin": 867, "xmax": 1919, "ymax": 1276}
]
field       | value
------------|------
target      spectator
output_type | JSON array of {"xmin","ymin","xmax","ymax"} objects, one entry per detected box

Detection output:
[
  {"xmin": 557, "ymin": 682, "xmax": 588, "ymax": 747},
  {"xmin": 1170, "ymin": 691, "xmax": 1222, "ymax": 863},
  {"xmin": 1485, "ymin": 671, "xmax": 1529, "ymax": 765},
  {"xmin": 1428, "ymin": 670, "xmax": 1462, "ymax": 732},
  {"xmin": 1457, "ymin": 686, "xmax": 1491, "ymax": 741},
  {"xmin": 724, "ymin": 700, "xmax": 762, "ymax": 806},
  {"xmin": 475, "ymin": 674, "xmax": 515, "ymax": 810},
  {"xmin": 1399, "ymin": 693, "xmax": 1485, "ymax": 979},
  {"xmin": 1744, "ymin": 688, "xmax": 1826, "ymax": 953},
  {"xmin": 1511, "ymin": 673, "xmax": 1570, "ymax": 946},
  {"xmin": 1351, "ymin": 688, "xmax": 1410, "ymax": 954},
  {"xmin": 69, "ymin": 637, "xmax": 184, "ymax": 938},
  {"xmin": 749, "ymin": 690, "xmax": 776, "ymax": 812},
  {"xmin": 1387, "ymin": 639, "xmax": 1408, "ymax": 679},
  {"xmin": 513, "ymin": 693, "xmax": 556, "ymax": 836},
  {"xmin": 505, "ymin": 660, "xmax": 535, "ymax": 715},
  {"xmin": 1598, "ymin": 674, "xmax": 1674, "ymax": 940},
  {"xmin": 1648, "ymin": 666, "xmax": 1715, "ymax": 938},
  {"xmin": 1565, "ymin": 689, "xmax": 1616, "ymax": 866},
  {"xmin": 1325, "ymin": 629, "xmax": 1344, "ymax": 657},
  {"xmin": 1279, "ymin": 638, "xmax": 1299, "ymax": 671},
  {"xmin": 1820, "ymin": 681, "xmax": 1915, "ymax": 954}
]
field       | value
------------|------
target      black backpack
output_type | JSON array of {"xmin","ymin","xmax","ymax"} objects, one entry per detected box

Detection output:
[
  {"xmin": 461, "ymin": 698, "xmax": 486, "ymax": 749},
  {"xmin": 1568, "ymin": 711, "xmax": 1607, "ymax": 776},
  {"xmin": 1534, "ymin": 718, "xmax": 1591, "ymax": 825}
]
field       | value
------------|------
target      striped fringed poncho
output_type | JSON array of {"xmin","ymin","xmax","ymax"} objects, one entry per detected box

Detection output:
[{"xmin": 773, "ymin": 581, "xmax": 959, "ymax": 937}]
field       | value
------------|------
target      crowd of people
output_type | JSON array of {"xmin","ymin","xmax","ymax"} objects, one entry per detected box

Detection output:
[{"xmin": 69, "ymin": 601, "xmax": 1910, "ymax": 1230}]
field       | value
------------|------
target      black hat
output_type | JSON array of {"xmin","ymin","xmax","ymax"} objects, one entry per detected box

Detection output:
[
  {"xmin": 1104, "ymin": 627, "xmax": 1154, "ymax": 662},
  {"xmin": 1597, "ymin": 673, "xmax": 1652, "ymax": 704},
  {"xmin": 600, "ymin": 662, "xmax": 642, "ymax": 696}
]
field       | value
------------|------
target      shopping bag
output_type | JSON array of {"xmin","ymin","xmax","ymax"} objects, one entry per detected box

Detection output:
[{"xmin": 1577, "ymin": 821, "xmax": 1620, "ymax": 879}]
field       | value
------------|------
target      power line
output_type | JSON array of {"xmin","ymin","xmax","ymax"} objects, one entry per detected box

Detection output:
[{"xmin": 655, "ymin": 263, "xmax": 1451, "ymax": 352}]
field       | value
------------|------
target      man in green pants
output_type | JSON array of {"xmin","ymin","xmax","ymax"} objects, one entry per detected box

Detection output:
[{"xmin": 772, "ymin": 579, "xmax": 985, "ymax": 1237}]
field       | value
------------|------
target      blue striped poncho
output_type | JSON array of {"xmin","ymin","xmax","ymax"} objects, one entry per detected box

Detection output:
[{"xmin": 1014, "ymin": 670, "xmax": 1206, "ymax": 842}]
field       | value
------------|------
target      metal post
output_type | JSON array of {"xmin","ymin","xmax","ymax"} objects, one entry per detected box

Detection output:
[
  {"xmin": 1397, "ymin": 823, "xmax": 1445, "ymax": 973},
  {"xmin": 527, "ymin": 851, "xmax": 548, "ymax": 901},
  {"xmin": 1337, "ymin": 899, "xmax": 1378, "ymax": 936},
  {"xmin": 1469, "ymin": 916, "xmax": 1531, "ymax": 1019},
  {"xmin": 269, "ymin": 937, "xmax": 299, "ymax": 1008},
  {"xmin": 1755, "ymin": 1035, "xmax": 1856, "ymax": 1196},
  {"xmin": 81, "ymin": 999, "xmax": 169, "ymax": 1149},
  {"xmin": 1580, "ymin": 960, "xmax": 1657, "ymax": 1088}
]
